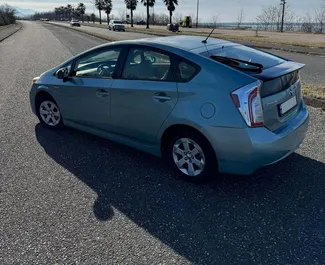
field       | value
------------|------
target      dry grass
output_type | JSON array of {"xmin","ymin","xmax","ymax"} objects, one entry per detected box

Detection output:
[
  {"xmin": 78, "ymin": 22, "xmax": 325, "ymax": 48},
  {"xmin": 0, "ymin": 25, "xmax": 10, "ymax": 30},
  {"xmin": 127, "ymin": 27, "xmax": 325, "ymax": 48},
  {"xmin": 302, "ymin": 83, "xmax": 325, "ymax": 100}
]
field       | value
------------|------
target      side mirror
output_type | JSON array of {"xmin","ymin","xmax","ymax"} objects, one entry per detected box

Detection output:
[{"xmin": 56, "ymin": 67, "xmax": 69, "ymax": 80}]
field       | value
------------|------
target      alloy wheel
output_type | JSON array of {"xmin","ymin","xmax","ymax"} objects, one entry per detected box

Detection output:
[
  {"xmin": 172, "ymin": 138, "xmax": 205, "ymax": 177},
  {"xmin": 39, "ymin": 101, "xmax": 61, "ymax": 127}
]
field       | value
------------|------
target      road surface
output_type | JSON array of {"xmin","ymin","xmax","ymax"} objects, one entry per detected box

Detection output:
[{"xmin": 1, "ymin": 21, "xmax": 325, "ymax": 265}]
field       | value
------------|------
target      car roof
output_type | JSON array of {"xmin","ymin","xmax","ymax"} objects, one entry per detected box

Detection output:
[{"xmin": 118, "ymin": 35, "xmax": 236, "ymax": 52}]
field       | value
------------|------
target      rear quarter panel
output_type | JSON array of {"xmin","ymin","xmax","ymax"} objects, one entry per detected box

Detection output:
[{"xmin": 157, "ymin": 47, "xmax": 258, "ymax": 139}]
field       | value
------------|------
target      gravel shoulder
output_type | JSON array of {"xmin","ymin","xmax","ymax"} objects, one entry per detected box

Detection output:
[{"xmin": 1, "ymin": 21, "xmax": 325, "ymax": 265}]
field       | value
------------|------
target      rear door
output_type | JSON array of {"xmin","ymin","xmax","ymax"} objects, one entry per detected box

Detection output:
[{"xmin": 110, "ymin": 46, "xmax": 178, "ymax": 144}]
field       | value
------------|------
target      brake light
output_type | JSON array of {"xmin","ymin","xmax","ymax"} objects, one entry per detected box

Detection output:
[{"xmin": 231, "ymin": 81, "xmax": 264, "ymax": 127}]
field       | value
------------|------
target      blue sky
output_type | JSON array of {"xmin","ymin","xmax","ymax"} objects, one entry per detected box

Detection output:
[{"xmin": 1, "ymin": 0, "xmax": 324, "ymax": 22}]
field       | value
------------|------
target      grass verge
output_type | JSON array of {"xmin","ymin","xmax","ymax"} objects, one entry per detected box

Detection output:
[
  {"xmin": 0, "ymin": 25, "xmax": 10, "ymax": 30},
  {"xmin": 127, "ymin": 27, "xmax": 325, "ymax": 49},
  {"xmin": 303, "ymin": 83, "xmax": 325, "ymax": 100},
  {"xmin": 78, "ymin": 22, "xmax": 325, "ymax": 49}
]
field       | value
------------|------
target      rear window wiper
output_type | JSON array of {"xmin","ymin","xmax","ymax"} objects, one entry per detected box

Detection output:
[{"xmin": 211, "ymin": 55, "xmax": 263, "ymax": 73}]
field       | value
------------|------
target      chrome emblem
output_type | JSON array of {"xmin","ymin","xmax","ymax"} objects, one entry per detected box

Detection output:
[{"xmin": 288, "ymin": 86, "xmax": 295, "ymax": 97}]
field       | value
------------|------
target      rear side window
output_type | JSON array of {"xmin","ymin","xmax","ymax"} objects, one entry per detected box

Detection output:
[
  {"xmin": 174, "ymin": 59, "xmax": 200, "ymax": 83},
  {"xmin": 205, "ymin": 45, "xmax": 285, "ymax": 69}
]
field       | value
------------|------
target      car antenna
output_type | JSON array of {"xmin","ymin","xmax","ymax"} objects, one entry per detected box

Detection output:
[{"xmin": 202, "ymin": 28, "xmax": 215, "ymax": 44}]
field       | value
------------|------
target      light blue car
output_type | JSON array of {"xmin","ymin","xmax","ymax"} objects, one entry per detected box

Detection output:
[{"xmin": 30, "ymin": 36, "xmax": 309, "ymax": 183}]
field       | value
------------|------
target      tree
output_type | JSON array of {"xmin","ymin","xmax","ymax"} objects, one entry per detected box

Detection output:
[
  {"xmin": 77, "ymin": 3, "xmax": 86, "ymax": 22},
  {"xmin": 211, "ymin": 15, "xmax": 219, "ymax": 28},
  {"xmin": 163, "ymin": 0, "xmax": 178, "ymax": 24},
  {"xmin": 90, "ymin": 13, "xmax": 96, "ymax": 23},
  {"xmin": 95, "ymin": 0, "xmax": 104, "ymax": 24},
  {"xmin": 236, "ymin": 7, "xmax": 244, "ymax": 28},
  {"xmin": 54, "ymin": 8, "xmax": 60, "ymax": 20},
  {"xmin": 141, "ymin": 0, "xmax": 155, "ymax": 28},
  {"xmin": 314, "ymin": 5, "xmax": 325, "ymax": 33},
  {"xmin": 59, "ymin": 6, "xmax": 65, "ymax": 20},
  {"xmin": 125, "ymin": 0, "xmax": 137, "ymax": 27},
  {"xmin": 66, "ymin": 4, "xmax": 73, "ymax": 20},
  {"xmin": 103, "ymin": 0, "xmax": 112, "ymax": 24}
]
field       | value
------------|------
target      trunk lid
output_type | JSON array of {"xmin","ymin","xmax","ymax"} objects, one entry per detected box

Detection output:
[{"xmin": 251, "ymin": 61, "xmax": 305, "ymax": 131}]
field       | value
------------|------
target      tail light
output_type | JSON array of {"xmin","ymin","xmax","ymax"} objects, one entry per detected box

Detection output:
[{"xmin": 231, "ymin": 81, "xmax": 264, "ymax": 127}]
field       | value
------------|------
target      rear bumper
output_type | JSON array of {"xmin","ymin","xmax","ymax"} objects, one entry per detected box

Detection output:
[{"xmin": 202, "ymin": 102, "xmax": 309, "ymax": 175}]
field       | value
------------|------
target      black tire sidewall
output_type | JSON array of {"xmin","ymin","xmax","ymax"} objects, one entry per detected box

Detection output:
[
  {"xmin": 165, "ymin": 130, "xmax": 218, "ymax": 184},
  {"xmin": 36, "ymin": 96, "xmax": 63, "ymax": 129}
]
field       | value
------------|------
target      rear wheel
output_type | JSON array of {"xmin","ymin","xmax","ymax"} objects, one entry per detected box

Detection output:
[
  {"xmin": 36, "ymin": 95, "xmax": 63, "ymax": 129},
  {"xmin": 165, "ymin": 130, "xmax": 218, "ymax": 184}
]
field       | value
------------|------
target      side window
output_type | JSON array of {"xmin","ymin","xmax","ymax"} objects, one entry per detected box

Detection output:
[
  {"xmin": 122, "ymin": 47, "xmax": 174, "ymax": 82},
  {"xmin": 176, "ymin": 60, "xmax": 199, "ymax": 82},
  {"xmin": 74, "ymin": 48, "xmax": 121, "ymax": 78}
]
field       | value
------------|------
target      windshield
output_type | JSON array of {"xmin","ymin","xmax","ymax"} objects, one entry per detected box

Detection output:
[
  {"xmin": 204, "ymin": 45, "xmax": 285, "ymax": 69},
  {"xmin": 114, "ymin": 20, "xmax": 123, "ymax": 24}
]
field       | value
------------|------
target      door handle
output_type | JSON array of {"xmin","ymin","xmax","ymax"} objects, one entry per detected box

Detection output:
[
  {"xmin": 96, "ymin": 89, "xmax": 110, "ymax": 98},
  {"xmin": 153, "ymin": 92, "xmax": 171, "ymax": 102}
]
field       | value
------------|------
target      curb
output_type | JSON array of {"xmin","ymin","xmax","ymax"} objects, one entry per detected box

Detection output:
[
  {"xmin": 0, "ymin": 23, "xmax": 22, "ymax": 42},
  {"xmin": 46, "ymin": 22, "xmax": 325, "ymax": 111}
]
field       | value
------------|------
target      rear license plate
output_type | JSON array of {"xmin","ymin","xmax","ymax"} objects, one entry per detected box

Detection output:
[{"xmin": 279, "ymin": 96, "xmax": 297, "ymax": 116}]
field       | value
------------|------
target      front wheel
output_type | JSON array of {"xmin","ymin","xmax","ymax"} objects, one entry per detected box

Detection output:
[
  {"xmin": 165, "ymin": 130, "xmax": 218, "ymax": 184},
  {"xmin": 36, "ymin": 96, "xmax": 63, "ymax": 129}
]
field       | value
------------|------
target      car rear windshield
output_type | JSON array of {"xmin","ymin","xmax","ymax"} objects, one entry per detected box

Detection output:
[
  {"xmin": 205, "ymin": 45, "xmax": 285, "ymax": 69},
  {"xmin": 114, "ymin": 20, "xmax": 122, "ymax": 24}
]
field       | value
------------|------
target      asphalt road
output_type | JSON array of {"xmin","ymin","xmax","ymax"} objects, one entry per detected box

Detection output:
[
  {"xmin": 1, "ymin": 21, "xmax": 325, "ymax": 265},
  {"xmin": 49, "ymin": 21, "xmax": 325, "ymax": 87}
]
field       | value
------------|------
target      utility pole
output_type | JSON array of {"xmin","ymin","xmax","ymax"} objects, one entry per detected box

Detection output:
[
  {"xmin": 280, "ymin": 0, "xmax": 287, "ymax": 32},
  {"xmin": 196, "ymin": 0, "xmax": 200, "ymax": 28}
]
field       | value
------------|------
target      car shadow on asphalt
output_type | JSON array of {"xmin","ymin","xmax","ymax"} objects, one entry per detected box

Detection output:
[{"xmin": 35, "ymin": 124, "xmax": 325, "ymax": 264}]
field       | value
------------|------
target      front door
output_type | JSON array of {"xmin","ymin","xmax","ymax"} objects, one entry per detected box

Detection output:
[
  {"xmin": 110, "ymin": 46, "xmax": 178, "ymax": 144},
  {"xmin": 55, "ymin": 47, "xmax": 123, "ymax": 131}
]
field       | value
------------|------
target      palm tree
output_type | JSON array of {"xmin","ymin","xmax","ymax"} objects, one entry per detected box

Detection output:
[
  {"xmin": 141, "ymin": 0, "xmax": 155, "ymax": 28},
  {"xmin": 125, "ymin": 0, "xmax": 137, "ymax": 27},
  {"xmin": 102, "ymin": 0, "xmax": 113, "ymax": 25},
  {"xmin": 64, "ymin": 6, "xmax": 69, "ymax": 20},
  {"xmin": 163, "ymin": 0, "xmax": 178, "ymax": 24},
  {"xmin": 66, "ymin": 4, "xmax": 73, "ymax": 20},
  {"xmin": 90, "ymin": 13, "xmax": 96, "ymax": 23},
  {"xmin": 77, "ymin": 3, "xmax": 86, "ymax": 22},
  {"xmin": 59, "ymin": 6, "xmax": 65, "ymax": 20},
  {"xmin": 95, "ymin": 0, "xmax": 104, "ymax": 24},
  {"xmin": 54, "ymin": 7, "xmax": 60, "ymax": 20}
]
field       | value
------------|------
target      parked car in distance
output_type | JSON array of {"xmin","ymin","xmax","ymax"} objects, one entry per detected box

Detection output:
[
  {"xmin": 136, "ymin": 20, "xmax": 146, "ymax": 25},
  {"xmin": 29, "ymin": 36, "xmax": 309, "ymax": 184},
  {"xmin": 70, "ymin": 19, "xmax": 81, "ymax": 27},
  {"xmin": 108, "ymin": 20, "xmax": 125, "ymax": 31}
]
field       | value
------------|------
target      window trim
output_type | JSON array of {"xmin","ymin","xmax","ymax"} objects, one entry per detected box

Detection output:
[
  {"xmin": 69, "ymin": 45, "xmax": 127, "ymax": 80},
  {"xmin": 117, "ymin": 45, "xmax": 177, "ymax": 83}
]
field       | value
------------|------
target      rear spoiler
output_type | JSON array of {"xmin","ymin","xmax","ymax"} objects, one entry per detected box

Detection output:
[{"xmin": 250, "ymin": 61, "xmax": 305, "ymax": 81}]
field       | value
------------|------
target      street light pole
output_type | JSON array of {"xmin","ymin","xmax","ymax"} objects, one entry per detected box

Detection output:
[
  {"xmin": 196, "ymin": 0, "xmax": 199, "ymax": 28},
  {"xmin": 280, "ymin": 0, "xmax": 287, "ymax": 32}
]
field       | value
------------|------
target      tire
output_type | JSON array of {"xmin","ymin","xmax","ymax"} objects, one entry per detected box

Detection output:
[
  {"xmin": 164, "ymin": 129, "xmax": 218, "ymax": 184},
  {"xmin": 36, "ymin": 95, "xmax": 64, "ymax": 129}
]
